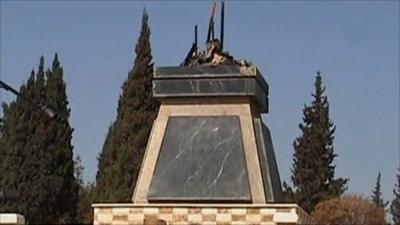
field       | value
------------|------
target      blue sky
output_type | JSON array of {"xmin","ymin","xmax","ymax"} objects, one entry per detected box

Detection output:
[{"xmin": 1, "ymin": 1, "xmax": 399, "ymax": 202}]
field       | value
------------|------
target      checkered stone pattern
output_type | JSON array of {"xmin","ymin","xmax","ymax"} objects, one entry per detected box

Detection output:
[{"xmin": 93, "ymin": 204, "xmax": 314, "ymax": 225}]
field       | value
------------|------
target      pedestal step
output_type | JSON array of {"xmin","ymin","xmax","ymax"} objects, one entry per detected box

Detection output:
[{"xmin": 93, "ymin": 203, "xmax": 315, "ymax": 225}]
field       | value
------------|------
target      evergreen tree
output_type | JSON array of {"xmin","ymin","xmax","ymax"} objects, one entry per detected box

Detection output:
[
  {"xmin": 391, "ymin": 168, "xmax": 400, "ymax": 225},
  {"xmin": 0, "ymin": 55, "xmax": 77, "ymax": 223},
  {"xmin": 371, "ymin": 172, "xmax": 389, "ymax": 209},
  {"xmin": 44, "ymin": 54, "xmax": 78, "ymax": 222},
  {"xmin": 0, "ymin": 70, "xmax": 36, "ymax": 220},
  {"xmin": 96, "ymin": 10, "xmax": 159, "ymax": 202},
  {"xmin": 289, "ymin": 71, "xmax": 348, "ymax": 213}
]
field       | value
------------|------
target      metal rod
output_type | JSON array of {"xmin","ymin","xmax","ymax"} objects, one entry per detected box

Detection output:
[
  {"xmin": 0, "ymin": 79, "xmax": 57, "ymax": 119},
  {"xmin": 212, "ymin": 22, "xmax": 215, "ymax": 40},
  {"xmin": 220, "ymin": 1, "xmax": 225, "ymax": 50},
  {"xmin": 0, "ymin": 80, "xmax": 20, "ymax": 97},
  {"xmin": 194, "ymin": 25, "xmax": 198, "ymax": 56},
  {"xmin": 206, "ymin": 1, "xmax": 216, "ymax": 43}
]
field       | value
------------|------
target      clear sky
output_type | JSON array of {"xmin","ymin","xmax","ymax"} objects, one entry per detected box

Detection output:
[{"xmin": 1, "ymin": 1, "xmax": 399, "ymax": 202}]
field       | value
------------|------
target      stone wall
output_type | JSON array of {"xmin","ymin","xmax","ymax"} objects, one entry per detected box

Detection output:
[{"xmin": 93, "ymin": 204, "xmax": 315, "ymax": 225}]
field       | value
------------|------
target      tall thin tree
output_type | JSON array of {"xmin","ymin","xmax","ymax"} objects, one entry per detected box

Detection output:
[
  {"xmin": 45, "ymin": 54, "xmax": 78, "ymax": 222},
  {"xmin": 0, "ymin": 69, "xmax": 37, "ymax": 221},
  {"xmin": 96, "ymin": 10, "xmax": 160, "ymax": 202},
  {"xmin": 289, "ymin": 71, "xmax": 348, "ymax": 213},
  {"xmin": 371, "ymin": 172, "xmax": 389, "ymax": 209}
]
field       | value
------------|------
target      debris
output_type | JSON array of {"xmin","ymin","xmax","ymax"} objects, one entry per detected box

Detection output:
[{"xmin": 180, "ymin": 1, "xmax": 254, "ymax": 70}]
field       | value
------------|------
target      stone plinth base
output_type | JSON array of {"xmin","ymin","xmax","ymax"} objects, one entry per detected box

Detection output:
[{"xmin": 92, "ymin": 203, "xmax": 314, "ymax": 225}]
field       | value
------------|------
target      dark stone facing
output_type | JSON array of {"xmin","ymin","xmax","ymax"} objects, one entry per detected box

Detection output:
[
  {"xmin": 153, "ymin": 79, "xmax": 268, "ymax": 113},
  {"xmin": 148, "ymin": 116, "xmax": 251, "ymax": 202},
  {"xmin": 155, "ymin": 65, "xmax": 243, "ymax": 77},
  {"xmin": 153, "ymin": 65, "xmax": 269, "ymax": 113},
  {"xmin": 253, "ymin": 118, "xmax": 283, "ymax": 202},
  {"xmin": 154, "ymin": 78, "xmax": 246, "ymax": 94},
  {"xmin": 154, "ymin": 65, "xmax": 268, "ymax": 90},
  {"xmin": 155, "ymin": 65, "xmax": 261, "ymax": 77}
]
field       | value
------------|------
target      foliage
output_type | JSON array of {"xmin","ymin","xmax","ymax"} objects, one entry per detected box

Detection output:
[
  {"xmin": 312, "ymin": 195, "xmax": 386, "ymax": 225},
  {"xmin": 0, "ymin": 55, "xmax": 78, "ymax": 223},
  {"xmin": 282, "ymin": 181, "xmax": 295, "ymax": 202},
  {"xmin": 75, "ymin": 156, "xmax": 95, "ymax": 223},
  {"xmin": 95, "ymin": 10, "xmax": 160, "ymax": 202},
  {"xmin": 77, "ymin": 182, "xmax": 96, "ymax": 223},
  {"xmin": 371, "ymin": 172, "xmax": 389, "ymax": 211},
  {"xmin": 391, "ymin": 168, "xmax": 400, "ymax": 225},
  {"xmin": 287, "ymin": 71, "xmax": 348, "ymax": 213},
  {"xmin": 0, "ymin": 117, "xmax": 3, "ymax": 137}
]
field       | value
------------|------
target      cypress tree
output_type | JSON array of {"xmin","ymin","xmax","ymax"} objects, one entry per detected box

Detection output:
[
  {"xmin": 371, "ymin": 172, "xmax": 389, "ymax": 209},
  {"xmin": 289, "ymin": 71, "xmax": 348, "ymax": 213},
  {"xmin": 0, "ymin": 55, "xmax": 77, "ymax": 223},
  {"xmin": 0, "ymin": 70, "xmax": 36, "ymax": 221},
  {"xmin": 44, "ymin": 54, "xmax": 78, "ymax": 222},
  {"xmin": 391, "ymin": 168, "xmax": 400, "ymax": 225},
  {"xmin": 96, "ymin": 10, "xmax": 159, "ymax": 202}
]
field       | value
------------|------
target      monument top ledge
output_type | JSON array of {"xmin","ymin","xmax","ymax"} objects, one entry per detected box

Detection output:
[
  {"xmin": 153, "ymin": 64, "xmax": 269, "ymax": 113},
  {"xmin": 155, "ymin": 64, "xmax": 261, "ymax": 78}
]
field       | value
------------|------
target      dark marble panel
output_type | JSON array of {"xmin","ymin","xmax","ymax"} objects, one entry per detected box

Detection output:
[
  {"xmin": 154, "ymin": 65, "xmax": 268, "ymax": 91},
  {"xmin": 148, "ymin": 116, "xmax": 251, "ymax": 202},
  {"xmin": 253, "ymin": 118, "xmax": 283, "ymax": 202},
  {"xmin": 154, "ymin": 78, "xmax": 246, "ymax": 95},
  {"xmin": 155, "ymin": 65, "xmax": 244, "ymax": 77},
  {"xmin": 153, "ymin": 77, "xmax": 268, "ymax": 113}
]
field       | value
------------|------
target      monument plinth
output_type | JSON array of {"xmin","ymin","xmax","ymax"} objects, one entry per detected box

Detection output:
[{"xmin": 93, "ymin": 65, "xmax": 314, "ymax": 225}]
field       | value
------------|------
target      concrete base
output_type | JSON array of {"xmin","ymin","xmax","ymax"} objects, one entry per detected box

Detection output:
[
  {"xmin": 0, "ymin": 214, "xmax": 25, "ymax": 225},
  {"xmin": 92, "ymin": 203, "xmax": 315, "ymax": 225}
]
